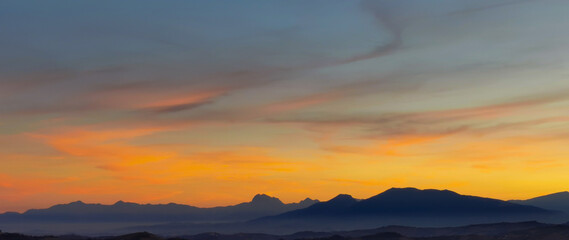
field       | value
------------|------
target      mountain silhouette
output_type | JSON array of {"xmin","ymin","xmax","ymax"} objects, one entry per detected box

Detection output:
[
  {"xmin": 272, "ymin": 188, "xmax": 552, "ymax": 219},
  {"xmin": 0, "ymin": 194, "xmax": 318, "ymax": 223},
  {"xmin": 351, "ymin": 188, "xmax": 550, "ymax": 216},
  {"xmin": 251, "ymin": 188, "xmax": 564, "ymax": 232},
  {"xmin": 509, "ymin": 191, "xmax": 569, "ymax": 214}
]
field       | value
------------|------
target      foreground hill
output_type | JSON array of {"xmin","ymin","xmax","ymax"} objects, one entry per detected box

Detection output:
[
  {"xmin": 310, "ymin": 224, "xmax": 569, "ymax": 240},
  {"xmin": 510, "ymin": 191, "xmax": 569, "ymax": 214},
  {"xmin": 2, "ymin": 222, "xmax": 569, "ymax": 240},
  {"xmin": 0, "ymin": 194, "xmax": 318, "ymax": 223}
]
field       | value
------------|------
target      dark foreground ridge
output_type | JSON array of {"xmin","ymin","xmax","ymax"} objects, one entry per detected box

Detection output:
[{"xmin": 2, "ymin": 221, "xmax": 569, "ymax": 240}]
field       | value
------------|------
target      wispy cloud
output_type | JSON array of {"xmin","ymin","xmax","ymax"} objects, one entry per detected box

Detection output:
[{"xmin": 266, "ymin": 90, "xmax": 569, "ymax": 139}]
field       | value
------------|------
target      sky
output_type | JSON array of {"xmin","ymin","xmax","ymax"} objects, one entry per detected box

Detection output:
[{"xmin": 1, "ymin": 0, "xmax": 569, "ymax": 213}]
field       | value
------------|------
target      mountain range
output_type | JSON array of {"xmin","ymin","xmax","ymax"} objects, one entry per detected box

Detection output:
[
  {"xmin": 0, "ymin": 194, "xmax": 318, "ymax": 223},
  {"xmin": 241, "ymin": 188, "xmax": 564, "ymax": 234},
  {"xmin": 1, "ymin": 187, "xmax": 568, "ymax": 236},
  {"xmin": 272, "ymin": 188, "xmax": 551, "ymax": 218}
]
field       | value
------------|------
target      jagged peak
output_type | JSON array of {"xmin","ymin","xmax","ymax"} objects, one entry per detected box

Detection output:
[
  {"xmin": 299, "ymin": 197, "xmax": 318, "ymax": 203},
  {"xmin": 113, "ymin": 200, "xmax": 137, "ymax": 206},
  {"xmin": 251, "ymin": 194, "xmax": 283, "ymax": 205}
]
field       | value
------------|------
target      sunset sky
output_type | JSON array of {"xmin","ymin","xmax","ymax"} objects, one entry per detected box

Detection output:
[{"xmin": 1, "ymin": 0, "xmax": 569, "ymax": 213}]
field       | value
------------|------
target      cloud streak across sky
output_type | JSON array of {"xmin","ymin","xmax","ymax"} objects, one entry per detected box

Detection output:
[{"xmin": 1, "ymin": 0, "xmax": 569, "ymax": 212}]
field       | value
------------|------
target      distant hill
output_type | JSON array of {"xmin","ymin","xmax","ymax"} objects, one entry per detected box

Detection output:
[
  {"xmin": 0, "ymin": 194, "xmax": 318, "ymax": 223},
  {"xmin": 510, "ymin": 191, "xmax": 569, "ymax": 214}
]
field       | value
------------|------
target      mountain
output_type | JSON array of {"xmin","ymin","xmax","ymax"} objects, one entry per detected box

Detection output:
[
  {"xmin": 251, "ymin": 188, "xmax": 564, "ymax": 232},
  {"xmin": 274, "ymin": 188, "xmax": 554, "ymax": 218},
  {"xmin": 509, "ymin": 191, "xmax": 569, "ymax": 214},
  {"xmin": 352, "ymin": 188, "xmax": 550, "ymax": 217},
  {"xmin": 0, "ymin": 194, "xmax": 318, "ymax": 223}
]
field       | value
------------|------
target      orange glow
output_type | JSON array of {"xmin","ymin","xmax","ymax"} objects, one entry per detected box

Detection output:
[{"xmin": 0, "ymin": 114, "xmax": 568, "ymax": 213}]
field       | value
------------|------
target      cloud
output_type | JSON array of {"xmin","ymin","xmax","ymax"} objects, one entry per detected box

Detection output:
[
  {"xmin": 263, "ymin": 80, "xmax": 390, "ymax": 113},
  {"xmin": 265, "ymin": 90, "xmax": 569, "ymax": 143},
  {"xmin": 28, "ymin": 125, "xmax": 180, "ymax": 171}
]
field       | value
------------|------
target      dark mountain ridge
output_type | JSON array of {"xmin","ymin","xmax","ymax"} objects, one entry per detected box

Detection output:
[
  {"xmin": 352, "ymin": 188, "xmax": 548, "ymax": 216},
  {"xmin": 272, "ymin": 188, "xmax": 554, "ymax": 219},
  {"xmin": 244, "ymin": 188, "xmax": 565, "ymax": 233}
]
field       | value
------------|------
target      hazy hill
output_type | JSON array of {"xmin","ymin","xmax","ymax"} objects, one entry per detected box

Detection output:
[
  {"xmin": 510, "ymin": 191, "xmax": 569, "ymax": 214},
  {"xmin": 0, "ymin": 194, "xmax": 318, "ymax": 223},
  {"xmin": 177, "ymin": 221, "xmax": 549, "ymax": 240}
]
